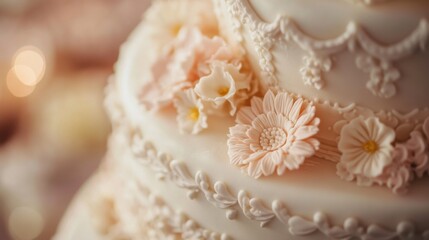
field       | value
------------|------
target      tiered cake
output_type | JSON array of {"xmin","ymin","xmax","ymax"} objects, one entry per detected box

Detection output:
[{"xmin": 55, "ymin": 0, "xmax": 429, "ymax": 239}]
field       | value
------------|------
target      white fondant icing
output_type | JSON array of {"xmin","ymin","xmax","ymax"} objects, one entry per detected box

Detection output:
[{"xmin": 220, "ymin": 0, "xmax": 429, "ymax": 111}]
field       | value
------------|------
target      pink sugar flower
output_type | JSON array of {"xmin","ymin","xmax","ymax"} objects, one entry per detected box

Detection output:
[{"xmin": 227, "ymin": 91, "xmax": 320, "ymax": 178}]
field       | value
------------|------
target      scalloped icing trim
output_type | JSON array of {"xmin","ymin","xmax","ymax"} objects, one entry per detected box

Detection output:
[{"xmin": 221, "ymin": 0, "xmax": 429, "ymax": 98}]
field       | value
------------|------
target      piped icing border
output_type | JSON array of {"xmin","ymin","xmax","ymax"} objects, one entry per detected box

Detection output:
[
  {"xmin": 220, "ymin": 0, "xmax": 429, "ymax": 98},
  {"xmin": 89, "ymin": 166, "xmax": 231, "ymax": 240},
  {"xmin": 104, "ymin": 78, "xmax": 429, "ymax": 240},
  {"xmin": 128, "ymin": 119, "xmax": 429, "ymax": 240}
]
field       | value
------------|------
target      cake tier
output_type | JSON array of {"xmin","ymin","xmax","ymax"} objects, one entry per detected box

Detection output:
[
  {"xmin": 104, "ymin": 15, "xmax": 429, "ymax": 238},
  {"xmin": 217, "ymin": 0, "xmax": 429, "ymax": 112},
  {"xmin": 54, "ymin": 154, "xmax": 231, "ymax": 240},
  {"xmin": 103, "ymin": 80, "xmax": 429, "ymax": 239}
]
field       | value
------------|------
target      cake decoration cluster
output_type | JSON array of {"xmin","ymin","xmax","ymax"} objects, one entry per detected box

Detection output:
[
  {"xmin": 227, "ymin": 91, "xmax": 320, "ymax": 178},
  {"xmin": 337, "ymin": 116, "xmax": 429, "ymax": 194},
  {"xmin": 134, "ymin": 0, "xmax": 429, "ymax": 193},
  {"xmin": 139, "ymin": 0, "xmax": 257, "ymax": 134}
]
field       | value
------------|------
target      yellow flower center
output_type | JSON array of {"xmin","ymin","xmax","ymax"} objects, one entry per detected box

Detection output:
[
  {"xmin": 217, "ymin": 86, "xmax": 230, "ymax": 96},
  {"xmin": 188, "ymin": 107, "xmax": 199, "ymax": 121},
  {"xmin": 171, "ymin": 23, "xmax": 182, "ymax": 36},
  {"xmin": 363, "ymin": 140, "xmax": 379, "ymax": 154}
]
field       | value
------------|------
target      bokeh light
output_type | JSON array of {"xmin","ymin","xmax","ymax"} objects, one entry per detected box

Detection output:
[
  {"xmin": 6, "ymin": 68, "xmax": 36, "ymax": 97},
  {"xmin": 12, "ymin": 65, "xmax": 38, "ymax": 86},
  {"xmin": 8, "ymin": 207, "xmax": 44, "ymax": 240},
  {"xmin": 13, "ymin": 46, "xmax": 46, "ymax": 86}
]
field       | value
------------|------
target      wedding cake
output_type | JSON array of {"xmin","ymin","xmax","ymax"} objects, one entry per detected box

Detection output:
[{"xmin": 55, "ymin": 0, "xmax": 429, "ymax": 239}]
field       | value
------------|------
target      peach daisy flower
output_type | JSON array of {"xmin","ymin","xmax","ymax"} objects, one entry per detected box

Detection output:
[{"xmin": 227, "ymin": 91, "xmax": 320, "ymax": 178}]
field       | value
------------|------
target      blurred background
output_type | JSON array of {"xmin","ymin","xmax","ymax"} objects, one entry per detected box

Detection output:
[{"xmin": 0, "ymin": 0, "xmax": 150, "ymax": 239}]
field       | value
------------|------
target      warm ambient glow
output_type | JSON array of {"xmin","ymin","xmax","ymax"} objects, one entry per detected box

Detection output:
[
  {"xmin": 8, "ymin": 207, "xmax": 44, "ymax": 240},
  {"xmin": 12, "ymin": 46, "xmax": 46, "ymax": 86},
  {"xmin": 6, "ymin": 68, "xmax": 36, "ymax": 97}
]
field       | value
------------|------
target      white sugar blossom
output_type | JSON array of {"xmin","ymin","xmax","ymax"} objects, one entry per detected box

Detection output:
[
  {"xmin": 338, "ymin": 117, "xmax": 395, "ymax": 178},
  {"xmin": 194, "ymin": 61, "xmax": 251, "ymax": 115},
  {"xmin": 173, "ymin": 89, "xmax": 207, "ymax": 134}
]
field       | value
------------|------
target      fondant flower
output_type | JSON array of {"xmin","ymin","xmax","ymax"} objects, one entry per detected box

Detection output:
[
  {"xmin": 409, "ymin": 118, "xmax": 429, "ymax": 177},
  {"xmin": 140, "ymin": 27, "xmax": 243, "ymax": 110},
  {"xmin": 227, "ymin": 91, "xmax": 320, "ymax": 178},
  {"xmin": 139, "ymin": 0, "xmax": 257, "ymax": 135},
  {"xmin": 338, "ymin": 117, "xmax": 395, "ymax": 178},
  {"xmin": 194, "ymin": 61, "xmax": 252, "ymax": 115},
  {"xmin": 140, "ymin": 27, "xmax": 203, "ymax": 110},
  {"xmin": 382, "ymin": 144, "xmax": 414, "ymax": 194},
  {"xmin": 173, "ymin": 89, "xmax": 207, "ymax": 134},
  {"xmin": 405, "ymin": 130, "xmax": 429, "ymax": 178}
]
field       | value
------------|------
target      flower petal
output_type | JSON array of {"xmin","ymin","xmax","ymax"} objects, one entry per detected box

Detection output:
[
  {"xmin": 274, "ymin": 92, "xmax": 294, "ymax": 116},
  {"xmin": 244, "ymin": 151, "xmax": 266, "ymax": 164},
  {"xmin": 251, "ymin": 97, "xmax": 264, "ymax": 116},
  {"xmin": 294, "ymin": 126, "xmax": 319, "ymax": 140},
  {"xmin": 276, "ymin": 163, "xmax": 286, "ymax": 175},
  {"xmin": 262, "ymin": 90, "xmax": 275, "ymax": 113},
  {"xmin": 282, "ymin": 154, "xmax": 305, "ymax": 170},
  {"xmin": 288, "ymin": 98, "xmax": 303, "ymax": 123},
  {"xmin": 268, "ymin": 149, "xmax": 283, "ymax": 165},
  {"xmin": 228, "ymin": 125, "xmax": 252, "ymax": 165},
  {"xmin": 261, "ymin": 154, "xmax": 276, "ymax": 176},
  {"xmin": 247, "ymin": 161, "xmax": 263, "ymax": 179},
  {"xmin": 237, "ymin": 106, "xmax": 257, "ymax": 125},
  {"xmin": 295, "ymin": 105, "xmax": 317, "ymax": 127},
  {"xmin": 288, "ymin": 141, "xmax": 316, "ymax": 157}
]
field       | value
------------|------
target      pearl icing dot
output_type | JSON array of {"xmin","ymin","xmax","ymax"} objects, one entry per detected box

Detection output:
[{"xmin": 259, "ymin": 127, "xmax": 287, "ymax": 151}]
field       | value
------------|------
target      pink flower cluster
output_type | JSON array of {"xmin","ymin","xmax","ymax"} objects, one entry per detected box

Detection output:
[
  {"xmin": 337, "ymin": 117, "xmax": 429, "ymax": 194},
  {"xmin": 139, "ymin": 27, "xmax": 257, "ymax": 134},
  {"xmin": 228, "ymin": 91, "xmax": 320, "ymax": 178}
]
